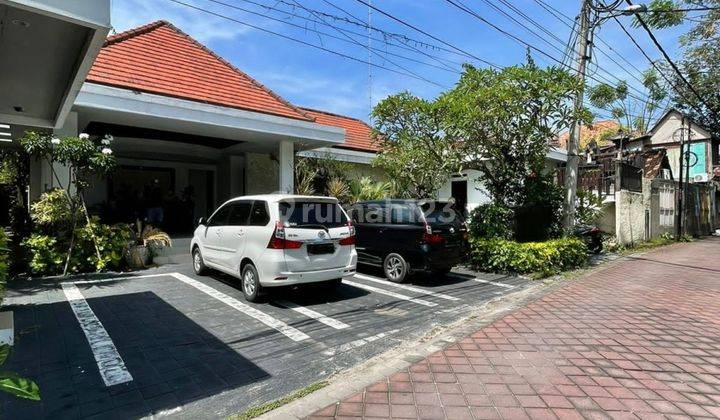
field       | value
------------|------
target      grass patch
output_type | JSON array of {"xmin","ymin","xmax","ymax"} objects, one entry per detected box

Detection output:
[
  {"xmin": 607, "ymin": 233, "xmax": 692, "ymax": 255},
  {"xmin": 229, "ymin": 381, "xmax": 329, "ymax": 420}
]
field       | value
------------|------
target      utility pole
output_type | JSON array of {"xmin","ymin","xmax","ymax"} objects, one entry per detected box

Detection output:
[
  {"xmin": 563, "ymin": 0, "xmax": 592, "ymax": 229},
  {"xmin": 676, "ymin": 118, "xmax": 685, "ymax": 238}
]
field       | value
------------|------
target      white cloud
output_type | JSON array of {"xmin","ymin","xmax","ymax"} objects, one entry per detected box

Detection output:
[{"xmin": 110, "ymin": 0, "xmax": 251, "ymax": 43}]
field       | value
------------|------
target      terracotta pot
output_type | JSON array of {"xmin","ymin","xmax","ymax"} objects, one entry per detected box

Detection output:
[{"xmin": 125, "ymin": 245, "xmax": 151, "ymax": 268}]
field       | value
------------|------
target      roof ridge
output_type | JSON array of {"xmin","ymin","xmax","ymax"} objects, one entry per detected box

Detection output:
[
  {"xmin": 105, "ymin": 20, "xmax": 169, "ymax": 46},
  {"xmin": 101, "ymin": 21, "xmax": 313, "ymax": 122},
  {"xmin": 300, "ymin": 106, "xmax": 372, "ymax": 128}
]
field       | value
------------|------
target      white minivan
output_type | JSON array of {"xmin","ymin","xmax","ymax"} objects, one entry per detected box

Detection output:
[{"xmin": 190, "ymin": 195, "xmax": 357, "ymax": 302}]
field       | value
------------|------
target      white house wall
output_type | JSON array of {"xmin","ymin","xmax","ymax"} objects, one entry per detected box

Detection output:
[{"xmin": 437, "ymin": 169, "xmax": 491, "ymax": 213}]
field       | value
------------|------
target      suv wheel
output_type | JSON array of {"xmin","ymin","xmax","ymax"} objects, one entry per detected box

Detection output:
[
  {"xmin": 384, "ymin": 253, "xmax": 409, "ymax": 283},
  {"xmin": 192, "ymin": 247, "xmax": 207, "ymax": 275},
  {"xmin": 241, "ymin": 264, "xmax": 263, "ymax": 302}
]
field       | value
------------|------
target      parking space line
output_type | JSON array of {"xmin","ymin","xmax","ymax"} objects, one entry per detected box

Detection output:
[
  {"xmin": 61, "ymin": 283, "xmax": 133, "ymax": 387},
  {"xmin": 472, "ymin": 278, "xmax": 516, "ymax": 289},
  {"xmin": 170, "ymin": 273, "xmax": 310, "ymax": 342},
  {"xmin": 275, "ymin": 300, "xmax": 350, "ymax": 330},
  {"xmin": 343, "ymin": 280, "xmax": 438, "ymax": 307},
  {"xmin": 323, "ymin": 329, "xmax": 400, "ymax": 356},
  {"xmin": 353, "ymin": 273, "xmax": 460, "ymax": 301}
]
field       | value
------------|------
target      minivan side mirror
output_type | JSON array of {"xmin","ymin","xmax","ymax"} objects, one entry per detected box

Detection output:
[{"xmin": 197, "ymin": 217, "xmax": 206, "ymax": 227}]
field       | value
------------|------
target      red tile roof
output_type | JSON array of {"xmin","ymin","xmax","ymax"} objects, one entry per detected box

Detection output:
[
  {"xmin": 300, "ymin": 108, "xmax": 377, "ymax": 152},
  {"xmin": 555, "ymin": 120, "xmax": 621, "ymax": 150},
  {"xmin": 87, "ymin": 21, "xmax": 312, "ymax": 121}
]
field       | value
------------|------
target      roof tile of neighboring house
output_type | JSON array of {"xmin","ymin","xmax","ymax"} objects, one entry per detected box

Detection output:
[
  {"xmin": 87, "ymin": 21, "xmax": 312, "ymax": 121},
  {"xmin": 300, "ymin": 107, "xmax": 377, "ymax": 152},
  {"xmin": 556, "ymin": 120, "xmax": 621, "ymax": 150}
]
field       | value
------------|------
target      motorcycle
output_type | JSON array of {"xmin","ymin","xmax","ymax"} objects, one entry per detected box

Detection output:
[{"xmin": 573, "ymin": 224, "xmax": 603, "ymax": 254}]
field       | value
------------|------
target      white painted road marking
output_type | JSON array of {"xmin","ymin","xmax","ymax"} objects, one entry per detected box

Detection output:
[
  {"xmin": 275, "ymin": 300, "xmax": 350, "ymax": 330},
  {"xmin": 323, "ymin": 329, "xmax": 400, "ymax": 356},
  {"xmin": 344, "ymin": 280, "xmax": 438, "ymax": 307},
  {"xmin": 170, "ymin": 273, "xmax": 310, "ymax": 342},
  {"xmin": 354, "ymin": 273, "xmax": 460, "ymax": 301},
  {"xmin": 61, "ymin": 283, "xmax": 133, "ymax": 387},
  {"xmin": 473, "ymin": 278, "xmax": 516, "ymax": 289}
]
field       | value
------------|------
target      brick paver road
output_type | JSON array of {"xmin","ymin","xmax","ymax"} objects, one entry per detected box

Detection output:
[{"xmin": 310, "ymin": 238, "xmax": 720, "ymax": 419}]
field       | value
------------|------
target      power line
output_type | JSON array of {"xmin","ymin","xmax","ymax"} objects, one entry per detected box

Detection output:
[
  {"xmin": 352, "ymin": 0, "xmax": 502, "ymax": 69},
  {"xmin": 254, "ymin": 0, "xmax": 481, "ymax": 65},
  {"xmin": 444, "ymin": 0, "xmax": 659, "ymax": 108},
  {"xmin": 166, "ymin": 0, "xmax": 449, "ymax": 87},
  {"xmin": 626, "ymin": 0, "xmax": 719, "ymax": 119},
  {"xmin": 612, "ymin": 12, "xmax": 711, "ymax": 120},
  {"xmin": 481, "ymin": 0, "xmax": 656, "ymax": 104},
  {"xmin": 205, "ymin": 0, "xmax": 461, "ymax": 74},
  {"xmin": 286, "ymin": 0, "xmax": 442, "ymax": 87}
]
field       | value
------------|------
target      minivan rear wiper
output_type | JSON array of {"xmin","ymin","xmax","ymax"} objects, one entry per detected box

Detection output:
[{"xmin": 294, "ymin": 223, "xmax": 330, "ymax": 231}]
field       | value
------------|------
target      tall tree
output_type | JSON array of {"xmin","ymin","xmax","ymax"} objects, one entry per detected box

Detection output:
[
  {"xmin": 440, "ymin": 59, "xmax": 590, "ymax": 207},
  {"xmin": 587, "ymin": 68, "xmax": 668, "ymax": 134},
  {"xmin": 638, "ymin": 0, "xmax": 720, "ymax": 135},
  {"xmin": 371, "ymin": 92, "xmax": 462, "ymax": 199}
]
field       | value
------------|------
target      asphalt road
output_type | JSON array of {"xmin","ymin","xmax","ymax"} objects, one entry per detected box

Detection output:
[{"xmin": 1, "ymin": 263, "xmax": 530, "ymax": 419}]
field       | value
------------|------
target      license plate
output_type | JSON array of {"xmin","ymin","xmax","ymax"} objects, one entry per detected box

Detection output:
[{"xmin": 307, "ymin": 243, "xmax": 335, "ymax": 255}]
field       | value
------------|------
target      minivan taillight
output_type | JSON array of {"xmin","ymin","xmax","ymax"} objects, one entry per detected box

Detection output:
[
  {"xmin": 339, "ymin": 221, "xmax": 356, "ymax": 246},
  {"xmin": 422, "ymin": 222, "xmax": 444, "ymax": 245},
  {"xmin": 267, "ymin": 221, "xmax": 303, "ymax": 249}
]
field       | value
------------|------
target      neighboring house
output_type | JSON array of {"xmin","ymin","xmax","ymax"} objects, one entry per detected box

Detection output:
[
  {"xmin": 613, "ymin": 109, "xmax": 719, "ymax": 182},
  {"xmin": 582, "ymin": 109, "xmax": 719, "ymax": 243},
  {"xmin": 555, "ymin": 119, "xmax": 621, "ymax": 151}
]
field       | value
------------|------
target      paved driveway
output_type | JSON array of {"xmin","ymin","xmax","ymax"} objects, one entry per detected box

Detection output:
[
  {"xmin": 306, "ymin": 237, "xmax": 720, "ymax": 420},
  {"xmin": 0, "ymin": 263, "xmax": 529, "ymax": 419}
]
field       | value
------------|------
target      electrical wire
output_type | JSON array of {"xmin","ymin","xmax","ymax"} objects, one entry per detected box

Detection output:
[
  {"xmin": 625, "ymin": 0, "xmax": 719, "ymax": 119},
  {"xmin": 166, "ymin": 0, "xmax": 450, "ymax": 87},
  {"xmin": 443, "ymin": 0, "xmax": 658, "ymax": 108}
]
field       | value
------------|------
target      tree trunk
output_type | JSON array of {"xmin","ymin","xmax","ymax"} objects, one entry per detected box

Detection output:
[{"xmin": 62, "ymin": 212, "xmax": 78, "ymax": 276}]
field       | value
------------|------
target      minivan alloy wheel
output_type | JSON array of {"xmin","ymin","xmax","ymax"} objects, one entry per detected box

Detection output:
[
  {"xmin": 385, "ymin": 255, "xmax": 404, "ymax": 280},
  {"xmin": 243, "ymin": 270, "xmax": 256, "ymax": 295},
  {"xmin": 193, "ymin": 252, "xmax": 202, "ymax": 272}
]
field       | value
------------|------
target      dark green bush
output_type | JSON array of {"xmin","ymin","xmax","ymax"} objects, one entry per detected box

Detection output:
[
  {"xmin": 468, "ymin": 203, "xmax": 513, "ymax": 240},
  {"xmin": 23, "ymin": 221, "xmax": 132, "ymax": 276},
  {"xmin": 469, "ymin": 236, "xmax": 588, "ymax": 277}
]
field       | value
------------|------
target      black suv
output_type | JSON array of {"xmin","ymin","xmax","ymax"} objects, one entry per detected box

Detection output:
[{"xmin": 349, "ymin": 200, "xmax": 468, "ymax": 282}]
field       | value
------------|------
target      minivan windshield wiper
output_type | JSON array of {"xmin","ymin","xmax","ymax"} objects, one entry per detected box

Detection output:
[{"xmin": 287, "ymin": 223, "xmax": 329, "ymax": 231}]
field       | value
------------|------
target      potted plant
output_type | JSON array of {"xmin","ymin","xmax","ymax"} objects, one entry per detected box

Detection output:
[{"xmin": 125, "ymin": 220, "xmax": 172, "ymax": 268}]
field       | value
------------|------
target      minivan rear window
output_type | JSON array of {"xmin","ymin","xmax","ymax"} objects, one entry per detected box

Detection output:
[
  {"xmin": 279, "ymin": 201, "xmax": 348, "ymax": 228},
  {"xmin": 421, "ymin": 202, "xmax": 464, "ymax": 224}
]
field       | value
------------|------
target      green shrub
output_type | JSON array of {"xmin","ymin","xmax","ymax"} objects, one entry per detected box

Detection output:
[
  {"xmin": 30, "ymin": 188, "xmax": 79, "ymax": 229},
  {"xmin": 23, "ymin": 222, "xmax": 132, "ymax": 276},
  {"xmin": 468, "ymin": 203, "xmax": 513, "ymax": 240},
  {"xmin": 469, "ymin": 236, "xmax": 588, "ymax": 277}
]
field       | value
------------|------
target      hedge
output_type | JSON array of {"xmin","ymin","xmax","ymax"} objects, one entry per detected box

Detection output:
[{"xmin": 469, "ymin": 237, "xmax": 588, "ymax": 278}]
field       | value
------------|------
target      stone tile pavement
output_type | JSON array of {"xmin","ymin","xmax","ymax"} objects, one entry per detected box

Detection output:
[{"xmin": 309, "ymin": 237, "xmax": 720, "ymax": 419}]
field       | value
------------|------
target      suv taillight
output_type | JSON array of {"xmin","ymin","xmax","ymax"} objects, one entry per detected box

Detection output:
[
  {"xmin": 267, "ymin": 221, "xmax": 303, "ymax": 249},
  {"xmin": 339, "ymin": 221, "xmax": 356, "ymax": 246},
  {"xmin": 422, "ymin": 222, "xmax": 444, "ymax": 246}
]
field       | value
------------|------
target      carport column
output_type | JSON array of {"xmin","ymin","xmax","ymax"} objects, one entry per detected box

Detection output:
[{"xmin": 278, "ymin": 140, "xmax": 294, "ymax": 194}]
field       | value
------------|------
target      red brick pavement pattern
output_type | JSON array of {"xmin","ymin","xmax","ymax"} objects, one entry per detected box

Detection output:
[{"xmin": 309, "ymin": 238, "xmax": 720, "ymax": 419}]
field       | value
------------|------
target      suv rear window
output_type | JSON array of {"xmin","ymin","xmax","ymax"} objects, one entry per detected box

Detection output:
[{"xmin": 279, "ymin": 201, "xmax": 348, "ymax": 228}]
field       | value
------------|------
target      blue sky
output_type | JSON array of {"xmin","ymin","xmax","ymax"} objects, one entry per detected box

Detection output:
[{"xmin": 110, "ymin": 0, "xmax": 692, "ymax": 123}]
